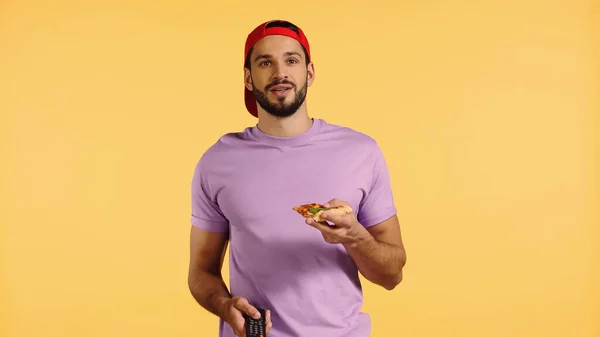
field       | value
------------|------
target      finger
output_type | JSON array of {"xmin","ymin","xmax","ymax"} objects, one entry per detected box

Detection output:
[
  {"xmin": 320, "ymin": 211, "xmax": 351, "ymax": 227},
  {"xmin": 266, "ymin": 310, "xmax": 272, "ymax": 334},
  {"xmin": 306, "ymin": 218, "xmax": 335, "ymax": 232},
  {"xmin": 323, "ymin": 198, "xmax": 349, "ymax": 208},
  {"xmin": 233, "ymin": 297, "xmax": 261, "ymax": 319},
  {"xmin": 229, "ymin": 313, "xmax": 246, "ymax": 337}
]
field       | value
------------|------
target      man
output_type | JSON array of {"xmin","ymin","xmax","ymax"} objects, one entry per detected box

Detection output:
[{"xmin": 188, "ymin": 20, "xmax": 406, "ymax": 337}]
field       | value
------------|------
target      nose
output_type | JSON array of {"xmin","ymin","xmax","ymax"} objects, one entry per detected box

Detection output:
[{"xmin": 271, "ymin": 62, "xmax": 288, "ymax": 81}]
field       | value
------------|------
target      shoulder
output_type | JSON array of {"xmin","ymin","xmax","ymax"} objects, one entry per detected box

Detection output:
[
  {"xmin": 192, "ymin": 129, "xmax": 252, "ymax": 173},
  {"xmin": 318, "ymin": 119, "xmax": 381, "ymax": 151}
]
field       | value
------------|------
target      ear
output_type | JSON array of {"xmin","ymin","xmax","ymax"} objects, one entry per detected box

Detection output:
[
  {"xmin": 307, "ymin": 62, "xmax": 315, "ymax": 87},
  {"xmin": 244, "ymin": 67, "xmax": 253, "ymax": 91}
]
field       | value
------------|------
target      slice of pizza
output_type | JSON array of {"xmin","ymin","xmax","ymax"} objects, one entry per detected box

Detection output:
[{"xmin": 292, "ymin": 203, "xmax": 353, "ymax": 222}]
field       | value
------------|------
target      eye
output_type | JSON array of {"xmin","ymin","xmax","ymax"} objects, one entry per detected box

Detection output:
[
  {"xmin": 259, "ymin": 61, "xmax": 271, "ymax": 66},
  {"xmin": 288, "ymin": 59, "xmax": 298, "ymax": 64}
]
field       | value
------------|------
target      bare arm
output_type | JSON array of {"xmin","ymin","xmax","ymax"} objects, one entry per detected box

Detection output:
[
  {"xmin": 187, "ymin": 225, "xmax": 231, "ymax": 318},
  {"xmin": 343, "ymin": 215, "xmax": 406, "ymax": 290}
]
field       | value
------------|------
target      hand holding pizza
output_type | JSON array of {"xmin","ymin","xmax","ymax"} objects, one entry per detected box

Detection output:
[{"xmin": 293, "ymin": 199, "xmax": 368, "ymax": 245}]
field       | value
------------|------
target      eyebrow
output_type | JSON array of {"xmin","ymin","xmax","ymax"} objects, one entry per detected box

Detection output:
[{"xmin": 254, "ymin": 51, "xmax": 303, "ymax": 62}]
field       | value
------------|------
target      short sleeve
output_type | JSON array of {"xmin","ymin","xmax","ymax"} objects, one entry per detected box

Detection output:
[
  {"xmin": 357, "ymin": 143, "xmax": 398, "ymax": 228},
  {"xmin": 190, "ymin": 159, "xmax": 229, "ymax": 232}
]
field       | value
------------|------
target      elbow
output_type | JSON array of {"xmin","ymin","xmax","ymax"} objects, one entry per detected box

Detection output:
[
  {"xmin": 382, "ymin": 272, "xmax": 403, "ymax": 291},
  {"xmin": 383, "ymin": 254, "xmax": 407, "ymax": 290},
  {"xmin": 187, "ymin": 270, "xmax": 198, "ymax": 293},
  {"xmin": 187, "ymin": 267, "xmax": 208, "ymax": 292},
  {"xmin": 383, "ymin": 257, "xmax": 406, "ymax": 290}
]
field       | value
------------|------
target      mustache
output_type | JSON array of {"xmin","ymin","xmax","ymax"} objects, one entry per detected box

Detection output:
[{"xmin": 265, "ymin": 79, "xmax": 295, "ymax": 91}]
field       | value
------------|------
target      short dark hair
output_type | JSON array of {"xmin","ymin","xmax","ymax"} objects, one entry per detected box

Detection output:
[{"xmin": 244, "ymin": 20, "xmax": 310, "ymax": 70}]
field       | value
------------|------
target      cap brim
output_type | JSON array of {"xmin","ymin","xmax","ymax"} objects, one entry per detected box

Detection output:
[{"xmin": 245, "ymin": 87, "xmax": 258, "ymax": 117}]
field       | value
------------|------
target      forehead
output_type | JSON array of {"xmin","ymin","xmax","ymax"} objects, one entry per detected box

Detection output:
[{"xmin": 251, "ymin": 35, "xmax": 305, "ymax": 58}]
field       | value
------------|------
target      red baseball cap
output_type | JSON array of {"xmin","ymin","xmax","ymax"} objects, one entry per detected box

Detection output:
[{"xmin": 243, "ymin": 20, "xmax": 312, "ymax": 117}]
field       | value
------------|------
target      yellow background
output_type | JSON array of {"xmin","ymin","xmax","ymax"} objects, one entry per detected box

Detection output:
[{"xmin": 1, "ymin": 1, "xmax": 598, "ymax": 336}]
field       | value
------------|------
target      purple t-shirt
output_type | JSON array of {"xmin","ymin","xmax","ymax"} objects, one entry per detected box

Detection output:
[{"xmin": 190, "ymin": 118, "xmax": 397, "ymax": 337}]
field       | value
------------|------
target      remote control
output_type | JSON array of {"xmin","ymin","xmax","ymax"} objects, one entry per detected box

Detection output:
[{"xmin": 244, "ymin": 308, "xmax": 266, "ymax": 337}]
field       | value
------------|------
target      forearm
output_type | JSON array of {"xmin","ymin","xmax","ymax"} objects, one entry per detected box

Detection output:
[
  {"xmin": 343, "ymin": 229, "xmax": 406, "ymax": 290},
  {"xmin": 188, "ymin": 269, "xmax": 232, "ymax": 319}
]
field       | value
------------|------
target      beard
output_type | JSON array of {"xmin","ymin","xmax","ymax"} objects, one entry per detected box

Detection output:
[{"xmin": 252, "ymin": 77, "xmax": 308, "ymax": 118}]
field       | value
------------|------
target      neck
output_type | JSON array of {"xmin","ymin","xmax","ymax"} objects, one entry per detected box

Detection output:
[{"xmin": 256, "ymin": 106, "xmax": 313, "ymax": 137}]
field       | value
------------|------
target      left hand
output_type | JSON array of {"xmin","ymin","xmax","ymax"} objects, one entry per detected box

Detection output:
[{"xmin": 305, "ymin": 198, "xmax": 367, "ymax": 245}]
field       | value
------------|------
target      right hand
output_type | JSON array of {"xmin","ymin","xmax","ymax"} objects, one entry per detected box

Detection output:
[{"xmin": 219, "ymin": 296, "xmax": 272, "ymax": 337}]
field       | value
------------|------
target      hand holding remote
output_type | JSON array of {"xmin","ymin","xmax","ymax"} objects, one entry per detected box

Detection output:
[{"xmin": 219, "ymin": 296, "xmax": 272, "ymax": 337}]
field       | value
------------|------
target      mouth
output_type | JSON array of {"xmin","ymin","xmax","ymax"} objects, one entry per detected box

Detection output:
[{"xmin": 269, "ymin": 84, "xmax": 294, "ymax": 97}]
